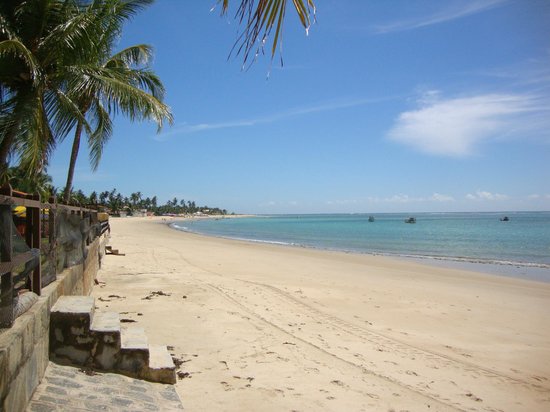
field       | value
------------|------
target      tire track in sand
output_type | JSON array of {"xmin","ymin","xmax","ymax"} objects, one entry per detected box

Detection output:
[{"xmin": 206, "ymin": 280, "xmax": 550, "ymax": 412}]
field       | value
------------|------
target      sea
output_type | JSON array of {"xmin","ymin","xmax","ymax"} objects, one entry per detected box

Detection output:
[{"xmin": 171, "ymin": 212, "xmax": 550, "ymax": 283}]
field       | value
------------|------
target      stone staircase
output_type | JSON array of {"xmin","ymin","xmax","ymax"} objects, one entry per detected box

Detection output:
[{"xmin": 49, "ymin": 296, "xmax": 176, "ymax": 384}]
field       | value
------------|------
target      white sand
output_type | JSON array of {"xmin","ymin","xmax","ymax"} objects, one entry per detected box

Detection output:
[{"xmin": 92, "ymin": 216, "xmax": 550, "ymax": 411}]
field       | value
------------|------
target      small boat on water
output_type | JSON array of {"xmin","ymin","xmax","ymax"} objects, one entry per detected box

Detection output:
[
  {"xmin": 404, "ymin": 217, "xmax": 416, "ymax": 224},
  {"xmin": 368, "ymin": 216, "xmax": 375, "ymax": 222},
  {"xmin": 500, "ymin": 216, "xmax": 509, "ymax": 221}
]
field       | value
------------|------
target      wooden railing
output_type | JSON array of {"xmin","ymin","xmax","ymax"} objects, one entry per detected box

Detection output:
[{"xmin": 0, "ymin": 186, "xmax": 108, "ymax": 328}]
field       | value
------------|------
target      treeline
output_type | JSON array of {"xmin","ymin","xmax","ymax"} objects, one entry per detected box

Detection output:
[
  {"xmin": 66, "ymin": 188, "xmax": 228, "ymax": 216},
  {"xmin": 7, "ymin": 167, "xmax": 228, "ymax": 216}
]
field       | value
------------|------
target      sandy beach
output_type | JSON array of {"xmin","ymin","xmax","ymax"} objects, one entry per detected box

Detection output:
[{"xmin": 92, "ymin": 216, "xmax": 550, "ymax": 411}]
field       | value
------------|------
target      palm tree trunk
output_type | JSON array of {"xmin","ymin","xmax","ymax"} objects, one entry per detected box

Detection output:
[{"xmin": 63, "ymin": 120, "xmax": 84, "ymax": 203}]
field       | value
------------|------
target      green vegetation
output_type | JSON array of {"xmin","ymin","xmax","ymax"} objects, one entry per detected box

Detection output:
[{"xmin": 71, "ymin": 188, "xmax": 229, "ymax": 216}]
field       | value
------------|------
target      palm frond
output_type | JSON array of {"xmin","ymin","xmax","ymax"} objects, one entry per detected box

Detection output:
[
  {"xmin": 220, "ymin": 0, "xmax": 315, "ymax": 66},
  {"xmin": 0, "ymin": 39, "xmax": 40, "ymax": 84},
  {"xmin": 87, "ymin": 99, "xmax": 113, "ymax": 170},
  {"xmin": 108, "ymin": 44, "xmax": 154, "ymax": 67},
  {"xmin": 47, "ymin": 86, "xmax": 92, "ymax": 139},
  {"xmin": 14, "ymin": 91, "xmax": 55, "ymax": 174},
  {"xmin": 66, "ymin": 65, "xmax": 172, "ymax": 130}
]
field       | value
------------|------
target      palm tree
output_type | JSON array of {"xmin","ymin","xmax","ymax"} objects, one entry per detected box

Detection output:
[
  {"xmin": 89, "ymin": 191, "xmax": 98, "ymax": 205},
  {"xmin": 0, "ymin": 0, "xmax": 95, "ymax": 182},
  {"xmin": 99, "ymin": 190, "xmax": 110, "ymax": 206},
  {"xmin": 62, "ymin": 0, "xmax": 172, "ymax": 202}
]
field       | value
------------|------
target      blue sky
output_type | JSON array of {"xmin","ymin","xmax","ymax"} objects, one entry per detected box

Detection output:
[{"xmin": 48, "ymin": 0, "xmax": 550, "ymax": 213}]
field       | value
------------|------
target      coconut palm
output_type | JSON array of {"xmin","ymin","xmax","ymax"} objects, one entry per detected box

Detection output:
[
  {"xmin": 62, "ymin": 0, "xmax": 172, "ymax": 202},
  {"xmin": 0, "ymin": 0, "xmax": 94, "ymax": 182}
]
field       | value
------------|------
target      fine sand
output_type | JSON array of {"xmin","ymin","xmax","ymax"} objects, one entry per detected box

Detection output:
[{"xmin": 92, "ymin": 216, "xmax": 550, "ymax": 411}]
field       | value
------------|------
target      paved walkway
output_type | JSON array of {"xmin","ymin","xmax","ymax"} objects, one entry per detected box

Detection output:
[{"xmin": 26, "ymin": 362, "xmax": 184, "ymax": 411}]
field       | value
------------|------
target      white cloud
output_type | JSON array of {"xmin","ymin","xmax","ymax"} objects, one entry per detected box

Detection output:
[
  {"xmin": 466, "ymin": 190, "xmax": 508, "ymax": 201},
  {"xmin": 430, "ymin": 193, "xmax": 455, "ymax": 202},
  {"xmin": 367, "ymin": 193, "xmax": 454, "ymax": 203},
  {"xmin": 387, "ymin": 92, "xmax": 549, "ymax": 156},
  {"xmin": 373, "ymin": 0, "xmax": 507, "ymax": 34},
  {"xmin": 528, "ymin": 194, "xmax": 540, "ymax": 199},
  {"xmin": 326, "ymin": 199, "xmax": 358, "ymax": 205},
  {"xmin": 259, "ymin": 200, "xmax": 300, "ymax": 207}
]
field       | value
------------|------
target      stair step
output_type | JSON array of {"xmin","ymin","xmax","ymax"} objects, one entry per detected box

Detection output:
[
  {"xmin": 90, "ymin": 311, "xmax": 120, "ymax": 333},
  {"xmin": 50, "ymin": 296, "xmax": 96, "ymax": 365},
  {"xmin": 121, "ymin": 326, "xmax": 148, "ymax": 350},
  {"xmin": 119, "ymin": 326, "xmax": 149, "ymax": 376},
  {"xmin": 51, "ymin": 295, "xmax": 95, "ymax": 320},
  {"xmin": 90, "ymin": 311, "xmax": 121, "ymax": 370},
  {"xmin": 148, "ymin": 345, "xmax": 177, "ymax": 384}
]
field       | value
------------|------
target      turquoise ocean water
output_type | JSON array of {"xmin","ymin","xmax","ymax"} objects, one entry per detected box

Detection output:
[{"xmin": 172, "ymin": 212, "xmax": 550, "ymax": 282}]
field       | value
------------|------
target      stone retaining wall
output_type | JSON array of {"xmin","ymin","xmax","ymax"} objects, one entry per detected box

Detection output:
[{"xmin": 0, "ymin": 234, "xmax": 108, "ymax": 412}]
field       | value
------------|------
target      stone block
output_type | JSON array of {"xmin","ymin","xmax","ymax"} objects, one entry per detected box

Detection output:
[
  {"xmin": 0, "ymin": 349, "xmax": 8, "ymax": 400},
  {"xmin": 119, "ymin": 326, "xmax": 149, "ymax": 377},
  {"xmin": 21, "ymin": 312, "xmax": 36, "ymax": 363},
  {"xmin": 32, "ymin": 302, "xmax": 46, "ymax": 346},
  {"xmin": 3, "ymin": 357, "xmax": 28, "ymax": 412},
  {"xmin": 50, "ymin": 296, "xmax": 95, "ymax": 365},
  {"xmin": 91, "ymin": 311, "xmax": 121, "ymax": 370},
  {"xmin": 147, "ymin": 345, "xmax": 176, "ymax": 384},
  {"xmin": 25, "ymin": 345, "xmax": 40, "ymax": 404},
  {"xmin": 35, "ymin": 339, "xmax": 49, "ymax": 381},
  {"xmin": 7, "ymin": 325, "xmax": 23, "ymax": 380}
]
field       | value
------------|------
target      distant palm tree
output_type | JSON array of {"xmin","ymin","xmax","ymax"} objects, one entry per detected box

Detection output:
[
  {"xmin": 89, "ymin": 191, "xmax": 98, "ymax": 205},
  {"xmin": 62, "ymin": 0, "xmax": 172, "ymax": 202},
  {"xmin": 99, "ymin": 190, "xmax": 110, "ymax": 205}
]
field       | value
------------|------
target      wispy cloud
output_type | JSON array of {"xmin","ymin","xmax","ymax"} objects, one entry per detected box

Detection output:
[
  {"xmin": 154, "ymin": 97, "xmax": 391, "ymax": 141},
  {"xmin": 386, "ymin": 91, "xmax": 550, "ymax": 156},
  {"xmin": 466, "ymin": 190, "xmax": 508, "ymax": 201},
  {"xmin": 527, "ymin": 194, "xmax": 550, "ymax": 200},
  {"xmin": 373, "ymin": 0, "xmax": 506, "ymax": 34},
  {"xmin": 366, "ymin": 193, "xmax": 455, "ymax": 204}
]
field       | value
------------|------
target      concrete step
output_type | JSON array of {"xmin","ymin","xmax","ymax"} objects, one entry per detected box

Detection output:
[
  {"xmin": 148, "ymin": 345, "xmax": 177, "ymax": 384},
  {"xmin": 90, "ymin": 311, "xmax": 121, "ymax": 370},
  {"xmin": 119, "ymin": 326, "xmax": 149, "ymax": 377},
  {"xmin": 90, "ymin": 311, "xmax": 120, "ymax": 333},
  {"xmin": 51, "ymin": 295, "xmax": 95, "ymax": 326},
  {"xmin": 50, "ymin": 296, "xmax": 96, "ymax": 365}
]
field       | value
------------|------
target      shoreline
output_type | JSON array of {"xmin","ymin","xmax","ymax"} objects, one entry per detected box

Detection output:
[
  {"xmin": 166, "ymin": 216, "xmax": 550, "ymax": 284},
  {"xmin": 94, "ymin": 216, "xmax": 550, "ymax": 411}
]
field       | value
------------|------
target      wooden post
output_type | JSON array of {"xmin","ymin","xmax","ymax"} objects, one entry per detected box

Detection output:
[
  {"xmin": 48, "ymin": 196, "xmax": 57, "ymax": 283},
  {"xmin": 30, "ymin": 194, "xmax": 41, "ymax": 295},
  {"xmin": 0, "ymin": 185, "xmax": 14, "ymax": 327}
]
